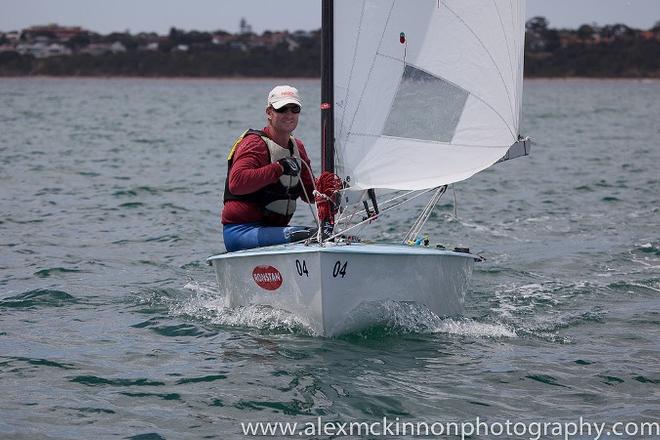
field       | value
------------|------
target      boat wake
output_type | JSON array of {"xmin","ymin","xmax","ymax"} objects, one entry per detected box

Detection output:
[
  {"xmin": 175, "ymin": 281, "xmax": 315, "ymax": 335},
  {"xmin": 431, "ymin": 318, "xmax": 517, "ymax": 338},
  {"xmin": 339, "ymin": 300, "xmax": 516, "ymax": 339},
  {"xmin": 176, "ymin": 282, "xmax": 515, "ymax": 339}
]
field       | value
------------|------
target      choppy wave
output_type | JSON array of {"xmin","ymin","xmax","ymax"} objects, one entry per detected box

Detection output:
[
  {"xmin": 0, "ymin": 356, "xmax": 75, "ymax": 370},
  {"xmin": 131, "ymin": 317, "xmax": 208, "ymax": 337},
  {"xmin": 125, "ymin": 434, "xmax": 166, "ymax": 440},
  {"xmin": 608, "ymin": 278, "xmax": 660, "ymax": 294},
  {"xmin": 0, "ymin": 289, "xmax": 77, "ymax": 309},
  {"xmin": 488, "ymin": 281, "xmax": 566, "ymax": 319},
  {"xmin": 33, "ymin": 267, "xmax": 83, "ymax": 278},
  {"xmin": 70, "ymin": 375, "xmax": 165, "ymax": 387},
  {"xmin": 629, "ymin": 242, "xmax": 660, "ymax": 270},
  {"xmin": 472, "ymin": 280, "xmax": 618, "ymax": 343},
  {"xmin": 637, "ymin": 242, "xmax": 660, "ymax": 256}
]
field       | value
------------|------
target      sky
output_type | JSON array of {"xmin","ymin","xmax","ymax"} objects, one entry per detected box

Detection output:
[{"xmin": 1, "ymin": 0, "xmax": 659, "ymax": 34}]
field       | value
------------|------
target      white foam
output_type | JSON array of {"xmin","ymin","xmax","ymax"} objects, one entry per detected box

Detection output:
[
  {"xmin": 432, "ymin": 318, "xmax": 517, "ymax": 338},
  {"xmin": 182, "ymin": 280, "xmax": 218, "ymax": 295},
  {"xmin": 174, "ymin": 284, "xmax": 516, "ymax": 338},
  {"xmin": 346, "ymin": 300, "xmax": 517, "ymax": 338},
  {"xmin": 172, "ymin": 288, "xmax": 314, "ymax": 335}
]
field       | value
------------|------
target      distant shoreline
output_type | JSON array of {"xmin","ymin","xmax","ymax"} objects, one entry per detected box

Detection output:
[{"xmin": 2, "ymin": 20, "xmax": 658, "ymax": 79}]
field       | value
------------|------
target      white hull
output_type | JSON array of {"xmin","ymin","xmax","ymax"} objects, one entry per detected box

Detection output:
[
  {"xmin": 207, "ymin": 243, "xmax": 475, "ymax": 336},
  {"xmin": 208, "ymin": 244, "xmax": 475, "ymax": 336}
]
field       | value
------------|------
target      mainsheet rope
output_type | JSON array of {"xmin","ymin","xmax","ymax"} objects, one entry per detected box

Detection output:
[{"xmin": 298, "ymin": 160, "xmax": 343, "ymax": 243}]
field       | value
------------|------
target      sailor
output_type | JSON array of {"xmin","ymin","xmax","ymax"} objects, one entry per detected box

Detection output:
[{"xmin": 221, "ymin": 85, "xmax": 316, "ymax": 252}]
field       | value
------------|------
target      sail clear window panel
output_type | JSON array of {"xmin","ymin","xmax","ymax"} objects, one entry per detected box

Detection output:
[{"xmin": 382, "ymin": 65, "xmax": 468, "ymax": 142}]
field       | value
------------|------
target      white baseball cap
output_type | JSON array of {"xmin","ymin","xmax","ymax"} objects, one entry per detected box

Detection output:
[{"xmin": 267, "ymin": 85, "xmax": 302, "ymax": 109}]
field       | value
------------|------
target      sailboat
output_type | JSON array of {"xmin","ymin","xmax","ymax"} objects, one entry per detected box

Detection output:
[{"xmin": 207, "ymin": 0, "xmax": 530, "ymax": 336}]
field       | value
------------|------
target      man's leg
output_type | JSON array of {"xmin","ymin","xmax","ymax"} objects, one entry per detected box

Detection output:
[
  {"xmin": 223, "ymin": 223, "xmax": 261, "ymax": 252},
  {"xmin": 257, "ymin": 225, "xmax": 313, "ymax": 247},
  {"xmin": 223, "ymin": 223, "xmax": 314, "ymax": 252}
]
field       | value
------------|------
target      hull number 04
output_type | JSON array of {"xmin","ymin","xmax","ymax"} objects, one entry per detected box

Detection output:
[
  {"xmin": 333, "ymin": 261, "xmax": 348, "ymax": 278},
  {"xmin": 295, "ymin": 259, "xmax": 309, "ymax": 277}
]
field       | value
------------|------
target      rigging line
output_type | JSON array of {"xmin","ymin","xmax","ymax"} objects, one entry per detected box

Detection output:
[
  {"xmin": 403, "ymin": 201, "xmax": 431, "ymax": 243},
  {"xmin": 330, "ymin": 187, "xmax": 438, "ymax": 240},
  {"xmin": 333, "ymin": 187, "xmax": 436, "ymax": 225},
  {"xmin": 404, "ymin": 191, "xmax": 436, "ymax": 236},
  {"xmin": 342, "ymin": 209, "xmax": 361, "ymax": 235},
  {"xmin": 336, "ymin": 203, "xmax": 370, "ymax": 240},
  {"xmin": 402, "ymin": 185, "xmax": 446, "ymax": 243},
  {"xmin": 440, "ymin": 0, "xmax": 518, "ymax": 139},
  {"xmin": 298, "ymin": 159, "xmax": 321, "ymax": 229},
  {"xmin": 405, "ymin": 197, "xmax": 435, "ymax": 241},
  {"xmin": 335, "ymin": 187, "xmax": 441, "ymax": 242}
]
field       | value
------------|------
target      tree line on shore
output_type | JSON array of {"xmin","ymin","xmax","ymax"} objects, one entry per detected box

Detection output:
[{"xmin": 0, "ymin": 17, "xmax": 659, "ymax": 78}]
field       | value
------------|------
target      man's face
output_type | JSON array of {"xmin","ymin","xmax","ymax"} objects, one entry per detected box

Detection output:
[{"xmin": 268, "ymin": 104, "xmax": 300, "ymax": 133}]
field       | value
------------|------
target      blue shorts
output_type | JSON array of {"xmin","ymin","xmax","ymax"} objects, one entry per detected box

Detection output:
[{"xmin": 223, "ymin": 223, "xmax": 311, "ymax": 252}]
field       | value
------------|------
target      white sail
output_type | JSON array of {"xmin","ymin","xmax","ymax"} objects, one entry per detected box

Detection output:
[{"xmin": 334, "ymin": 0, "xmax": 526, "ymax": 190}]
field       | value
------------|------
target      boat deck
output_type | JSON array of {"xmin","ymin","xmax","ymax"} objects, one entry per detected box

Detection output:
[{"xmin": 207, "ymin": 242, "xmax": 477, "ymax": 261}]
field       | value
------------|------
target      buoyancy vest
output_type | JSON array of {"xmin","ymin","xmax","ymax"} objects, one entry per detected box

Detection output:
[{"xmin": 223, "ymin": 129, "xmax": 303, "ymax": 224}]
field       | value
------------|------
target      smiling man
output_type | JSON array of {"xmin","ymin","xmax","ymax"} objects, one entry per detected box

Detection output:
[{"xmin": 221, "ymin": 85, "xmax": 316, "ymax": 252}]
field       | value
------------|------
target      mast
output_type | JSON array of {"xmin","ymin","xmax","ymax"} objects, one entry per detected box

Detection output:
[{"xmin": 321, "ymin": 0, "xmax": 334, "ymax": 173}]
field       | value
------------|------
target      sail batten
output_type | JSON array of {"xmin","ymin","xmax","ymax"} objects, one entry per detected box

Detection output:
[{"xmin": 334, "ymin": 0, "xmax": 526, "ymax": 191}]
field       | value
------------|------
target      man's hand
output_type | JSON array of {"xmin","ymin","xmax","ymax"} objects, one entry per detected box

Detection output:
[{"xmin": 278, "ymin": 157, "xmax": 301, "ymax": 176}]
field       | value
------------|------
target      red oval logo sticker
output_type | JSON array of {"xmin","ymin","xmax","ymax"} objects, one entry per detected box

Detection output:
[{"xmin": 252, "ymin": 265, "xmax": 283, "ymax": 291}]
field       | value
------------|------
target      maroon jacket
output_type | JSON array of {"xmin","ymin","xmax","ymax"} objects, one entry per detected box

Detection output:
[{"xmin": 221, "ymin": 126, "xmax": 315, "ymax": 226}]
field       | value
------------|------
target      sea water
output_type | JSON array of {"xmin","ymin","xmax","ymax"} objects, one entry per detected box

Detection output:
[{"xmin": 0, "ymin": 78, "xmax": 658, "ymax": 439}]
